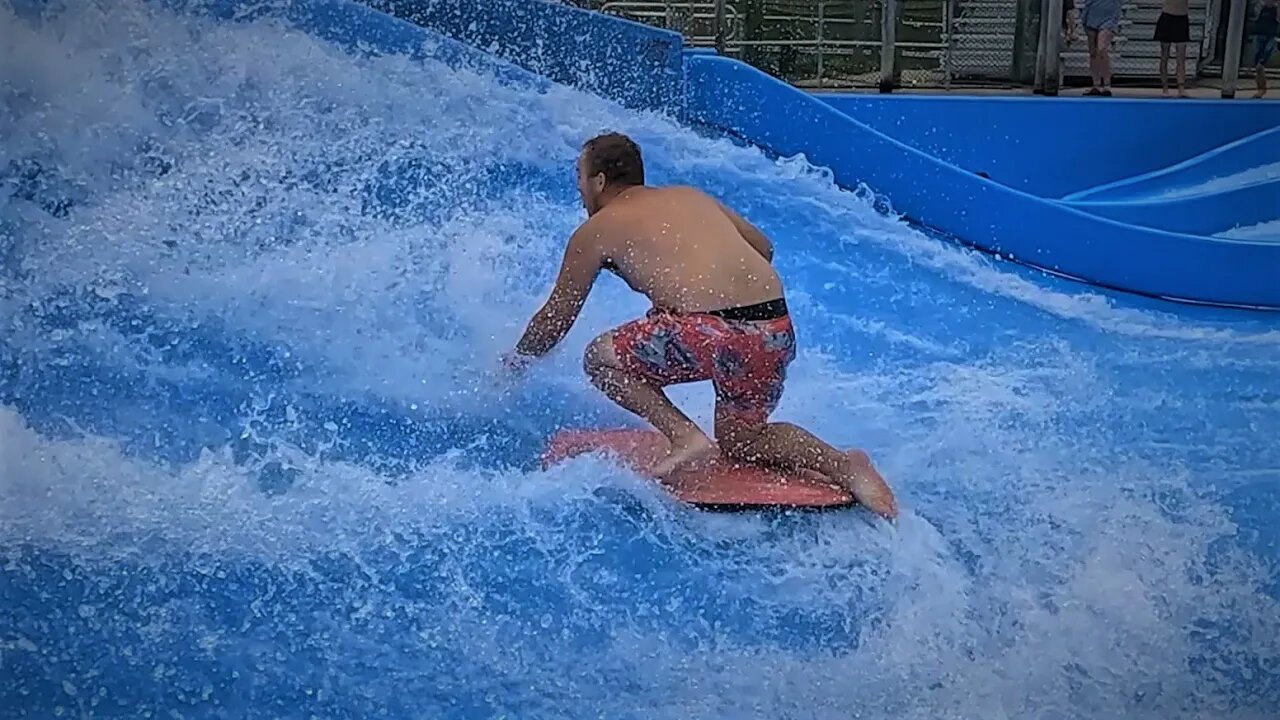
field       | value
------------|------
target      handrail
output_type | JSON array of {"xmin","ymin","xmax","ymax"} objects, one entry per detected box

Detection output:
[
  {"xmin": 588, "ymin": 0, "xmax": 1230, "ymax": 88},
  {"xmin": 599, "ymin": 1, "xmax": 952, "ymax": 88},
  {"xmin": 600, "ymin": 1, "xmax": 742, "ymax": 45}
]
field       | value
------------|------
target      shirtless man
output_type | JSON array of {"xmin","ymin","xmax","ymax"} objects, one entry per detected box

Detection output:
[{"xmin": 506, "ymin": 133, "xmax": 898, "ymax": 519}]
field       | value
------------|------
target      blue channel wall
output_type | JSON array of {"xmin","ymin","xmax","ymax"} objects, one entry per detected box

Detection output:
[
  {"xmin": 1067, "ymin": 180, "xmax": 1279, "ymax": 237},
  {"xmin": 1065, "ymin": 126, "xmax": 1280, "ymax": 202},
  {"xmin": 362, "ymin": 0, "xmax": 685, "ymax": 114},
  {"xmin": 683, "ymin": 54, "xmax": 1280, "ymax": 308},
  {"xmin": 1061, "ymin": 126, "xmax": 1280, "ymax": 236},
  {"xmin": 817, "ymin": 93, "xmax": 1280, "ymax": 199}
]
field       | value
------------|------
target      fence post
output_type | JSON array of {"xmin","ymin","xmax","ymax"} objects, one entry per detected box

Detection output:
[
  {"xmin": 1042, "ymin": 0, "xmax": 1064, "ymax": 94},
  {"xmin": 1220, "ymin": 0, "xmax": 1247, "ymax": 97},
  {"xmin": 1035, "ymin": 0, "xmax": 1050, "ymax": 91},
  {"xmin": 880, "ymin": 0, "xmax": 897, "ymax": 92},
  {"xmin": 943, "ymin": 0, "xmax": 955, "ymax": 89},
  {"xmin": 713, "ymin": 0, "xmax": 727, "ymax": 54},
  {"xmin": 1012, "ymin": 0, "xmax": 1041, "ymax": 83},
  {"xmin": 817, "ymin": 0, "xmax": 826, "ymax": 87}
]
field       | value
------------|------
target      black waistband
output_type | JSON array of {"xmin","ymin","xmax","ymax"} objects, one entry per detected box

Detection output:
[{"xmin": 705, "ymin": 297, "xmax": 788, "ymax": 322}]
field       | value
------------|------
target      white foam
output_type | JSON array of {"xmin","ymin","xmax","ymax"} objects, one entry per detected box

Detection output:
[
  {"xmin": 0, "ymin": 404, "xmax": 655, "ymax": 562},
  {"xmin": 1155, "ymin": 160, "xmax": 1280, "ymax": 200},
  {"xmin": 4, "ymin": 347, "xmax": 1278, "ymax": 716},
  {"xmin": 1217, "ymin": 219, "xmax": 1280, "ymax": 243}
]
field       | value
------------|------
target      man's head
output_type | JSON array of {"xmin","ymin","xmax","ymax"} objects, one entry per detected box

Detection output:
[{"xmin": 577, "ymin": 132, "xmax": 644, "ymax": 215}]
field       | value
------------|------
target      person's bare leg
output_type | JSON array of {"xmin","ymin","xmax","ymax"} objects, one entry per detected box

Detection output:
[
  {"xmin": 1175, "ymin": 42, "xmax": 1188, "ymax": 97},
  {"xmin": 1099, "ymin": 30, "xmax": 1113, "ymax": 92},
  {"xmin": 1159, "ymin": 42, "xmax": 1170, "ymax": 96},
  {"xmin": 1087, "ymin": 30, "xmax": 1101, "ymax": 91},
  {"xmin": 1257, "ymin": 62, "xmax": 1269, "ymax": 98},
  {"xmin": 717, "ymin": 410, "xmax": 898, "ymax": 520},
  {"xmin": 583, "ymin": 334, "xmax": 716, "ymax": 476}
]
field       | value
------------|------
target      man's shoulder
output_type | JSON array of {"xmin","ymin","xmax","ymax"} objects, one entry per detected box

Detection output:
[{"xmin": 571, "ymin": 207, "xmax": 627, "ymax": 248}]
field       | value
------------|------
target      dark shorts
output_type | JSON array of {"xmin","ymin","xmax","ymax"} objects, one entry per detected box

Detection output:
[
  {"xmin": 1154, "ymin": 12, "xmax": 1190, "ymax": 43},
  {"xmin": 1255, "ymin": 35, "xmax": 1278, "ymax": 67},
  {"xmin": 611, "ymin": 298, "xmax": 796, "ymax": 425}
]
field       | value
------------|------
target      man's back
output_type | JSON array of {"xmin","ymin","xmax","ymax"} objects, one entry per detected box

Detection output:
[{"xmin": 593, "ymin": 186, "xmax": 784, "ymax": 313}]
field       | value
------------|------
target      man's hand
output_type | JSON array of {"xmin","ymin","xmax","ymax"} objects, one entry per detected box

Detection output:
[
  {"xmin": 501, "ymin": 350, "xmax": 533, "ymax": 376},
  {"xmin": 486, "ymin": 349, "xmax": 531, "ymax": 397}
]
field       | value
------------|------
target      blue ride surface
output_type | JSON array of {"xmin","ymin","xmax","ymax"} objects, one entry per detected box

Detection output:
[{"xmin": 2, "ymin": 0, "xmax": 1278, "ymax": 718}]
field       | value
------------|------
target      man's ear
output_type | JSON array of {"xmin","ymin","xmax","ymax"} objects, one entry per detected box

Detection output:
[{"xmin": 592, "ymin": 173, "xmax": 606, "ymax": 193}]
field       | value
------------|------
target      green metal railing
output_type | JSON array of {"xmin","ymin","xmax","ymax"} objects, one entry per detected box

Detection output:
[{"xmin": 573, "ymin": 0, "xmax": 1257, "ymax": 94}]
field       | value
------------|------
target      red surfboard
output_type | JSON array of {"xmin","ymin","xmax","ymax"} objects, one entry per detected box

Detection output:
[{"xmin": 542, "ymin": 428, "xmax": 856, "ymax": 510}]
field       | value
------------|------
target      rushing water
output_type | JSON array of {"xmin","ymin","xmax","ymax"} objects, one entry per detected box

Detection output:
[{"xmin": 3, "ymin": 1, "xmax": 1279, "ymax": 718}]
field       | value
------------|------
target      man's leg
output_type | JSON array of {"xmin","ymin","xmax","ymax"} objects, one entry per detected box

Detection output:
[
  {"xmin": 705, "ymin": 316, "xmax": 898, "ymax": 519},
  {"xmin": 715, "ymin": 409, "xmax": 899, "ymax": 520},
  {"xmin": 583, "ymin": 331, "xmax": 716, "ymax": 475}
]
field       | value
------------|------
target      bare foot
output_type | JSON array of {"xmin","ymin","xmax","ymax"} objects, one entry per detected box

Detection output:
[
  {"xmin": 652, "ymin": 431, "xmax": 718, "ymax": 478},
  {"xmin": 838, "ymin": 451, "xmax": 899, "ymax": 520}
]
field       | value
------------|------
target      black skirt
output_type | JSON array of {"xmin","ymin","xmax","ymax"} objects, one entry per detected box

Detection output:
[{"xmin": 1154, "ymin": 12, "xmax": 1191, "ymax": 43}]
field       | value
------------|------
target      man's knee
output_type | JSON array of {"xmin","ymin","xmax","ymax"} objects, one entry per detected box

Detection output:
[
  {"xmin": 583, "ymin": 333, "xmax": 617, "ymax": 383},
  {"xmin": 715, "ymin": 417, "xmax": 767, "ymax": 460},
  {"xmin": 718, "ymin": 431, "xmax": 752, "ymax": 459}
]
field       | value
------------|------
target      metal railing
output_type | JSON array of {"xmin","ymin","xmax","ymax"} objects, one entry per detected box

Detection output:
[
  {"xmin": 600, "ymin": 1, "xmax": 743, "ymax": 48},
  {"xmin": 577, "ymin": 0, "xmax": 1257, "ymax": 92},
  {"xmin": 594, "ymin": 1, "xmax": 973, "ymax": 89}
]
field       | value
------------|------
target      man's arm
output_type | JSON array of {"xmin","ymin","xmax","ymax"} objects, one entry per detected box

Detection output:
[
  {"xmin": 513, "ymin": 222, "xmax": 605, "ymax": 359},
  {"xmin": 717, "ymin": 200, "xmax": 774, "ymax": 262}
]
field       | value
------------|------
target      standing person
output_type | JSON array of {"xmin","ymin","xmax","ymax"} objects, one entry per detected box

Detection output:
[
  {"xmin": 505, "ymin": 132, "xmax": 900, "ymax": 520},
  {"xmin": 1154, "ymin": 0, "xmax": 1191, "ymax": 97},
  {"xmin": 1252, "ymin": 0, "xmax": 1280, "ymax": 98},
  {"xmin": 1081, "ymin": 0, "xmax": 1123, "ymax": 95}
]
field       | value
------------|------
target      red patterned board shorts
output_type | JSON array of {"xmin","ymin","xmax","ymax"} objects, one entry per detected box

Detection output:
[{"xmin": 610, "ymin": 300, "xmax": 797, "ymax": 425}]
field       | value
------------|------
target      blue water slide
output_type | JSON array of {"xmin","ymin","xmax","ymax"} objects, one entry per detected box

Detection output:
[
  {"xmin": 1064, "ymin": 125, "xmax": 1280, "ymax": 203},
  {"xmin": 683, "ymin": 56, "xmax": 1280, "ymax": 308},
  {"xmin": 1059, "ymin": 125, "xmax": 1280, "ymax": 241},
  {"xmin": 815, "ymin": 94, "xmax": 1280, "ymax": 199}
]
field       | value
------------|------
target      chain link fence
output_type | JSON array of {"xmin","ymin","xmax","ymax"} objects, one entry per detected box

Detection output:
[{"xmin": 565, "ymin": 0, "xmax": 1231, "ymax": 90}]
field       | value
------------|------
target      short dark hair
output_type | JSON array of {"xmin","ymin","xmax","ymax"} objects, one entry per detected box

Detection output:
[{"xmin": 581, "ymin": 132, "xmax": 644, "ymax": 187}]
